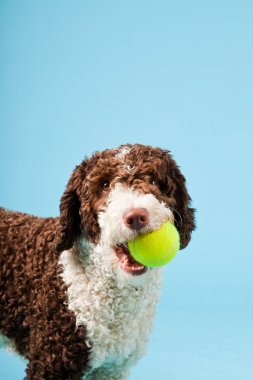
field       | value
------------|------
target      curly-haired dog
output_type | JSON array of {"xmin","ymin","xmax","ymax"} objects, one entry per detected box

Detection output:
[{"xmin": 0, "ymin": 144, "xmax": 195, "ymax": 379}]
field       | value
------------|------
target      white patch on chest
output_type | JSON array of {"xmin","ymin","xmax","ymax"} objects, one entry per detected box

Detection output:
[{"xmin": 59, "ymin": 246, "xmax": 162, "ymax": 369}]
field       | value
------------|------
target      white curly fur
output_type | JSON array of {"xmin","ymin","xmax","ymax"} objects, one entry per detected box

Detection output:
[
  {"xmin": 59, "ymin": 185, "xmax": 174, "ymax": 378},
  {"xmin": 0, "ymin": 333, "xmax": 16, "ymax": 352},
  {"xmin": 114, "ymin": 146, "xmax": 131, "ymax": 161},
  {"xmin": 59, "ymin": 247, "xmax": 162, "ymax": 379}
]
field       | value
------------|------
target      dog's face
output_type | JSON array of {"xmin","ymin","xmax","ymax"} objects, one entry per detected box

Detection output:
[{"xmin": 57, "ymin": 144, "xmax": 195, "ymax": 283}]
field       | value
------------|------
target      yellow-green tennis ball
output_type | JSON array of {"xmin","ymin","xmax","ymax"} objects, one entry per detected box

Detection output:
[{"xmin": 128, "ymin": 221, "xmax": 180, "ymax": 267}]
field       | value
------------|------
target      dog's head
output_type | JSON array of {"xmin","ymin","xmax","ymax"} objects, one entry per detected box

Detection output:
[{"xmin": 57, "ymin": 144, "xmax": 195, "ymax": 284}]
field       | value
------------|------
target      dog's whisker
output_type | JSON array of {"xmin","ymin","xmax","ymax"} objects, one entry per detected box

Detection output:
[{"xmin": 169, "ymin": 207, "xmax": 183, "ymax": 227}]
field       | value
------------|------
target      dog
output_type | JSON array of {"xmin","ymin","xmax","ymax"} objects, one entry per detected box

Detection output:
[{"xmin": 0, "ymin": 144, "xmax": 195, "ymax": 379}]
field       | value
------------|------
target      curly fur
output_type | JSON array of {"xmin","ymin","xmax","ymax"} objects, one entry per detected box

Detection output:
[{"xmin": 0, "ymin": 144, "xmax": 195, "ymax": 379}]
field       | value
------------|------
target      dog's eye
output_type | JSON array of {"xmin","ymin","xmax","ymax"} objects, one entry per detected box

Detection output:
[
  {"xmin": 149, "ymin": 177, "xmax": 157, "ymax": 186},
  {"xmin": 101, "ymin": 179, "xmax": 110, "ymax": 190}
]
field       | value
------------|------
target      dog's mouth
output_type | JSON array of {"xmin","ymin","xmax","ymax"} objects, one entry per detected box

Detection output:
[{"xmin": 114, "ymin": 243, "xmax": 148, "ymax": 276}]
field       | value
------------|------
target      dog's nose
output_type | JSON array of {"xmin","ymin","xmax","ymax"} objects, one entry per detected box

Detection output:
[{"xmin": 123, "ymin": 208, "xmax": 149, "ymax": 231}]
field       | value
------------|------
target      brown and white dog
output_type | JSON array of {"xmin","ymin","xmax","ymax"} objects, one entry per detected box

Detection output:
[{"xmin": 0, "ymin": 144, "xmax": 195, "ymax": 380}]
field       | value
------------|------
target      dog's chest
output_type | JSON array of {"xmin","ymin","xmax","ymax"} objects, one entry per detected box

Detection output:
[
  {"xmin": 86, "ymin": 279, "xmax": 160, "ymax": 368},
  {"xmin": 59, "ymin": 250, "xmax": 161, "ymax": 369}
]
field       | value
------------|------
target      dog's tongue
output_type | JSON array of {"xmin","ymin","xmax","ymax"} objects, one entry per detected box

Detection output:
[{"xmin": 114, "ymin": 244, "xmax": 147, "ymax": 275}]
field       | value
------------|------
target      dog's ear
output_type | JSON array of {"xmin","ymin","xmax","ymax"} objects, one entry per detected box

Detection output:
[
  {"xmin": 56, "ymin": 160, "xmax": 87, "ymax": 252},
  {"xmin": 164, "ymin": 152, "xmax": 196, "ymax": 249}
]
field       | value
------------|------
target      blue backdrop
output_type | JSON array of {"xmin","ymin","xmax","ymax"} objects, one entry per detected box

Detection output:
[{"xmin": 1, "ymin": 1, "xmax": 252, "ymax": 379}]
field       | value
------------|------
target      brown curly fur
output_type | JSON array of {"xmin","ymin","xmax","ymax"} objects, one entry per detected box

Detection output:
[
  {"xmin": 0, "ymin": 209, "xmax": 89, "ymax": 379},
  {"xmin": 0, "ymin": 144, "xmax": 195, "ymax": 379}
]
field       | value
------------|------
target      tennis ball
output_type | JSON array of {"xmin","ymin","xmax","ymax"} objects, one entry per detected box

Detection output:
[{"xmin": 128, "ymin": 221, "xmax": 180, "ymax": 267}]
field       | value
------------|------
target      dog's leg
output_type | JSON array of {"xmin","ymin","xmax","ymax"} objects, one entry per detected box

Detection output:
[
  {"xmin": 25, "ymin": 323, "xmax": 90, "ymax": 380},
  {"xmin": 85, "ymin": 364, "xmax": 130, "ymax": 380}
]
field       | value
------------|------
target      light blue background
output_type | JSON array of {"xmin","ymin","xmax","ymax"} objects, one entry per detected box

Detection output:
[{"xmin": 1, "ymin": 1, "xmax": 252, "ymax": 379}]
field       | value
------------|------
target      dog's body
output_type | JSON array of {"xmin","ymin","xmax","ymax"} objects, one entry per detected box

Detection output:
[{"xmin": 0, "ymin": 144, "xmax": 195, "ymax": 379}]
